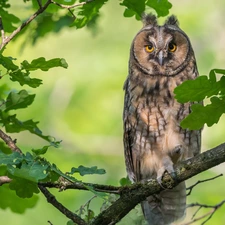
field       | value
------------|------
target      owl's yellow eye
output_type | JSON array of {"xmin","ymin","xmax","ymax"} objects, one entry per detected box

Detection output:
[
  {"xmin": 145, "ymin": 44, "xmax": 154, "ymax": 53},
  {"xmin": 168, "ymin": 42, "xmax": 177, "ymax": 52}
]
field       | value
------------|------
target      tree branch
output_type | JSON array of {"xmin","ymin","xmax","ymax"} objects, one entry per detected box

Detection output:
[
  {"xmin": 38, "ymin": 184, "xmax": 87, "ymax": 225},
  {"xmin": 186, "ymin": 173, "xmax": 223, "ymax": 196},
  {"xmin": 0, "ymin": 0, "xmax": 93, "ymax": 50},
  {"xmin": 39, "ymin": 180, "xmax": 120, "ymax": 194},
  {"xmin": 0, "ymin": 129, "xmax": 22, "ymax": 153},
  {"xmin": 90, "ymin": 143, "xmax": 225, "ymax": 225},
  {"xmin": 1, "ymin": 127, "xmax": 225, "ymax": 224},
  {"xmin": 0, "ymin": 0, "xmax": 52, "ymax": 50},
  {"xmin": 0, "ymin": 176, "xmax": 12, "ymax": 186}
]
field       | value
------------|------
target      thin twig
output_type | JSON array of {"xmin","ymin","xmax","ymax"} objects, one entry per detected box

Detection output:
[
  {"xmin": 0, "ymin": 129, "xmax": 22, "ymax": 153},
  {"xmin": 0, "ymin": 17, "xmax": 6, "ymax": 49},
  {"xmin": 40, "ymin": 181, "xmax": 120, "ymax": 194},
  {"xmin": 0, "ymin": 0, "xmax": 52, "ymax": 50},
  {"xmin": 0, "ymin": 0, "xmax": 94, "ymax": 50},
  {"xmin": 76, "ymin": 195, "xmax": 97, "ymax": 222},
  {"xmin": 186, "ymin": 174, "xmax": 223, "ymax": 196},
  {"xmin": 182, "ymin": 200, "xmax": 225, "ymax": 225},
  {"xmin": 37, "ymin": 0, "xmax": 42, "ymax": 8},
  {"xmin": 0, "ymin": 176, "xmax": 12, "ymax": 186},
  {"xmin": 38, "ymin": 184, "xmax": 87, "ymax": 225}
]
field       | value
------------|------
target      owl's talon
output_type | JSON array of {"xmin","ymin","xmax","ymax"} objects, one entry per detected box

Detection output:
[
  {"xmin": 169, "ymin": 171, "xmax": 176, "ymax": 180},
  {"xmin": 156, "ymin": 176, "xmax": 167, "ymax": 189}
]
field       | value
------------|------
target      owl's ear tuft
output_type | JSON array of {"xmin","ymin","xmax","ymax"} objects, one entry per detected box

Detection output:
[
  {"xmin": 165, "ymin": 15, "xmax": 179, "ymax": 27},
  {"xmin": 142, "ymin": 13, "xmax": 157, "ymax": 27}
]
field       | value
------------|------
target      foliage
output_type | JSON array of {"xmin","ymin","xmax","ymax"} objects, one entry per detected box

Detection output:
[
  {"xmin": 0, "ymin": 0, "xmax": 224, "ymax": 225},
  {"xmin": 120, "ymin": 0, "xmax": 172, "ymax": 19},
  {"xmin": 174, "ymin": 69, "xmax": 225, "ymax": 130}
]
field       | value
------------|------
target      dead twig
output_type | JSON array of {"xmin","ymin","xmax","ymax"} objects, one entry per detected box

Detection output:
[
  {"xmin": 186, "ymin": 174, "xmax": 223, "ymax": 196},
  {"xmin": 182, "ymin": 200, "xmax": 225, "ymax": 225}
]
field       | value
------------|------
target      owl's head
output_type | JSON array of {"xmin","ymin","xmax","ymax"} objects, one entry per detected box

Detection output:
[{"xmin": 131, "ymin": 14, "xmax": 194, "ymax": 76}]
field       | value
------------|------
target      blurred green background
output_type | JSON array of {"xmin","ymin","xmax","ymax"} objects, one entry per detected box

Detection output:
[{"xmin": 1, "ymin": 0, "xmax": 225, "ymax": 224}]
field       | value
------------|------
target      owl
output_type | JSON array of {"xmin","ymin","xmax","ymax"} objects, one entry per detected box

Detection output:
[{"xmin": 123, "ymin": 14, "xmax": 201, "ymax": 225}]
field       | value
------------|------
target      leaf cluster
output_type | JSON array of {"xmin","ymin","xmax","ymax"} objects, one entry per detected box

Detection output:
[
  {"xmin": 0, "ymin": 54, "xmax": 67, "ymax": 144},
  {"xmin": 1, "ymin": 0, "xmax": 225, "ymax": 225},
  {"xmin": 0, "ymin": 146, "xmax": 106, "ymax": 212},
  {"xmin": 120, "ymin": 0, "xmax": 172, "ymax": 20},
  {"xmin": 174, "ymin": 69, "xmax": 225, "ymax": 129}
]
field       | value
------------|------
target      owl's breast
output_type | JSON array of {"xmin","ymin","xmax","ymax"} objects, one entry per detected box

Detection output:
[{"xmin": 129, "ymin": 75, "xmax": 191, "ymax": 146}]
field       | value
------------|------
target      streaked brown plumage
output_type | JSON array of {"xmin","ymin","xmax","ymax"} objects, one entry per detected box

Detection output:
[{"xmin": 123, "ymin": 14, "xmax": 201, "ymax": 225}]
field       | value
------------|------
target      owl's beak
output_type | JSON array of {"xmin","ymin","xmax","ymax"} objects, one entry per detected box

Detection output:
[{"xmin": 158, "ymin": 50, "xmax": 164, "ymax": 66}]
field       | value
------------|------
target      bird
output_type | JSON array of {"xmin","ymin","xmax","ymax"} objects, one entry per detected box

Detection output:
[{"xmin": 123, "ymin": 14, "xmax": 201, "ymax": 225}]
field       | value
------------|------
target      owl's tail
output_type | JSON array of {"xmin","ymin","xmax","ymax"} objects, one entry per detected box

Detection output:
[{"xmin": 141, "ymin": 182, "xmax": 186, "ymax": 225}]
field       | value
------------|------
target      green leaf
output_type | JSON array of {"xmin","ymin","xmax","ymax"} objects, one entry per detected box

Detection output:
[
  {"xmin": 174, "ymin": 69, "xmax": 225, "ymax": 103},
  {"xmin": 119, "ymin": 177, "xmax": 132, "ymax": 186},
  {"xmin": 0, "ymin": 8, "xmax": 20, "ymax": 33},
  {"xmin": 21, "ymin": 57, "xmax": 68, "ymax": 71},
  {"xmin": 0, "ymin": 54, "xmax": 18, "ymax": 71},
  {"xmin": 2, "ymin": 114, "xmax": 59, "ymax": 145},
  {"xmin": 146, "ymin": 0, "xmax": 172, "ymax": 17},
  {"xmin": 0, "ymin": 184, "xmax": 39, "ymax": 213},
  {"xmin": 32, "ymin": 141, "xmax": 61, "ymax": 155},
  {"xmin": 5, "ymin": 90, "xmax": 35, "ymax": 111},
  {"xmin": 7, "ymin": 161, "xmax": 48, "ymax": 182},
  {"xmin": 85, "ymin": 184, "xmax": 108, "ymax": 199},
  {"xmin": 9, "ymin": 178, "xmax": 39, "ymax": 198},
  {"xmin": 67, "ymin": 220, "xmax": 75, "ymax": 225},
  {"xmin": 32, "ymin": 146, "xmax": 49, "ymax": 155},
  {"xmin": 120, "ymin": 0, "xmax": 145, "ymax": 19},
  {"xmin": 123, "ymin": 8, "xmax": 136, "ymax": 18},
  {"xmin": 9, "ymin": 70, "xmax": 42, "ymax": 88},
  {"xmin": 0, "ymin": 142, "xmax": 12, "ymax": 154},
  {"xmin": 71, "ymin": 0, "xmax": 108, "ymax": 29},
  {"xmin": 0, "ymin": 151, "xmax": 24, "ymax": 165},
  {"xmin": 51, "ymin": 163, "xmax": 79, "ymax": 182},
  {"xmin": 31, "ymin": 14, "xmax": 73, "ymax": 45},
  {"xmin": 70, "ymin": 165, "xmax": 106, "ymax": 176},
  {"xmin": 180, "ymin": 98, "xmax": 225, "ymax": 130}
]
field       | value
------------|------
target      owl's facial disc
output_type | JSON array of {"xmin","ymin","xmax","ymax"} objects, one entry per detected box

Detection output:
[{"xmin": 132, "ymin": 27, "xmax": 191, "ymax": 76}]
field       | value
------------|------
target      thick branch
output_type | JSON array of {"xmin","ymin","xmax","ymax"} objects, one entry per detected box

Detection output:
[
  {"xmin": 1, "ymin": 126, "xmax": 225, "ymax": 225},
  {"xmin": 90, "ymin": 143, "xmax": 225, "ymax": 225}
]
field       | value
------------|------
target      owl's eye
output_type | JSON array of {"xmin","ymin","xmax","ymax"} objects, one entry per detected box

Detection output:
[
  {"xmin": 168, "ymin": 42, "xmax": 177, "ymax": 52},
  {"xmin": 145, "ymin": 44, "xmax": 154, "ymax": 53}
]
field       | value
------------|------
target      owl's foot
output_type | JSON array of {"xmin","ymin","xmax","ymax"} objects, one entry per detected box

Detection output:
[
  {"xmin": 157, "ymin": 166, "xmax": 175, "ymax": 188},
  {"xmin": 156, "ymin": 157, "xmax": 176, "ymax": 189}
]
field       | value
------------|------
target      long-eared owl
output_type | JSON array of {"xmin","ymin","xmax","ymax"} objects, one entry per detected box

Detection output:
[{"xmin": 123, "ymin": 14, "xmax": 201, "ymax": 225}]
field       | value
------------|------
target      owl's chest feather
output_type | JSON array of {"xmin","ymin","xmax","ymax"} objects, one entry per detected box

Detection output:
[{"xmin": 129, "ymin": 76, "xmax": 189, "ymax": 150}]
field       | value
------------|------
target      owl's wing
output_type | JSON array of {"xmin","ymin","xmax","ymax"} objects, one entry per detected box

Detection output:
[{"xmin": 123, "ymin": 79, "xmax": 140, "ymax": 182}]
